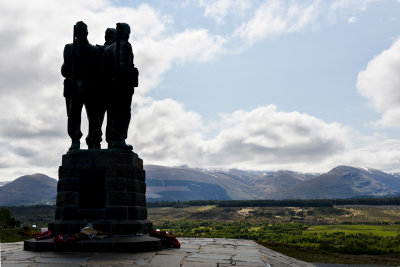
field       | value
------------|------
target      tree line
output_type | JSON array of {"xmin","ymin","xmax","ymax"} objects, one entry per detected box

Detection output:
[
  {"xmin": 147, "ymin": 196, "xmax": 400, "ymax": 208},
  {"xmin": 0, "ymin": 207, "xmax": 18, "ymax": 228}
]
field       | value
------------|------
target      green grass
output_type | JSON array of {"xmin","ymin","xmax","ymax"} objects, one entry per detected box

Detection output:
[
  {"xmin": 0, "ymin": 228, "xmax": 32, "ymax": 243},
  {"xmin": 264, "ymin": 245, "xmax": 400, "ymax": 266},
  {"xmin": 306, "ymin": 224, "xmax": 400, "ymax": 237}
]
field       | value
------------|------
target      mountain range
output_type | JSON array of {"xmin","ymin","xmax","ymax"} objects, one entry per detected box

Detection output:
[
  {"xmin": 268, "ymin": 166, "xmax": 400, "ymax": 199},
  {"xmin": 1, "ymin": 165, "xmax": 400, "ymax": 206},
  {"xmin": 0, "ymin": 174, "xmax": 57, "ymax": 206}
]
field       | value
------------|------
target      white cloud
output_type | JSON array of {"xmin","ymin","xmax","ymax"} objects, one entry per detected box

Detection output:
[
  {"xmin": 126, "ymin": 102, "xmax": 354, "ymax": 172},
  {"xmin": 328, "ymin": 0, "xmax": 380, "ymax": 23},
  {"xmin": 357, "ymin": 38, "xmax": 400, "ymax": 128},
  {"xmin": 330, "ymin": 135, "xmax": 400, "ymax": 173},
  {"xmin": 201, "ymin": 105, "xmax": 352, "ymax": 171},
  {"xmin": 199, "ymin": 0, "xmax": 252, "ymax": 24},
  {"xmin": 136, "ymin": 29, "xmax": 226, "ymax": 92},
  {"xmin": 348, "ymin": 16, "xmax": 357, "ymax": 23},
  {"xmin": 330, "ymin": 0, "xmax": 380, "ymax": 12},
  {"xmin": 231, "ymin": 0, "xmax": 381, "ymax": 46},
  {"xmin": 129, "ymin": 97, "xmax": 205, "ymax": 166},
  {"xmin": 232, "ymin": 0, "xmax": 321, "ymax": 46}
]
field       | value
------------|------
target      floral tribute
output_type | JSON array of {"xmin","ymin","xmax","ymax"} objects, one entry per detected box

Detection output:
[
  {"xmin": 34, "ymin": 230, "xmax": 54, "ymax": 240},
  {"xmin": 53, "ymin": 233, "xmax": 78, "ymax": 246},
  {"xmin": 150, "ymin": 230, "xmax": 180, "ymax": 248}
]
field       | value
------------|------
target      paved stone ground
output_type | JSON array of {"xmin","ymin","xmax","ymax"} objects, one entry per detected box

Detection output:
[
  {"xmin": 1, "ymin": 237, "xmax": 314, "ymax": 266},
  {"xmin": 314, "ymin": 265, "xmax": 395, "ymax": 267},
  {"xmin": 314, "ymin": 264, "xmax": 396, "ymax": 267}
]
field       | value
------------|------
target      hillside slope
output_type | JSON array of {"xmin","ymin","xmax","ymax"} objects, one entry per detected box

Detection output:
[
  {"xmin": 0, "ymin": 174, "xmax": 57, "ymax": 206},
  {"xmin": 269, "ymin": 166, "xmax": 400, "ymax": 199},
  {"xmin": 145, "ymin": 165, "xmax": 314, "ymax": 200}
]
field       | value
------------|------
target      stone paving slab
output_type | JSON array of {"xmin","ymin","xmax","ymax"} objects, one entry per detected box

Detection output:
[{"xmin": 2, "ymin": 237, "xmax": 314, "ymax": 266}]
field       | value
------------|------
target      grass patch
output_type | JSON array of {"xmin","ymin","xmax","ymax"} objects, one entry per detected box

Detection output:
[
  {"xmin": 306, "ymin": 224, "xmax": 400, "ymax": 237},
  {"xmin": 249, "ymin": 226, "xmax": 261, "ymax": 231},
  {"xmin": 0, "ymin": 228, "xmax": 32, "ymax": 243},
  {"xmin": 264, "ymin": 245, "xmax": 400, "ymax": 266},
  {"xmin": 197, "ymin": 205, "xmax": 216, "ymax": 212},
  {"xmin": 148, "ymin": 206, "xmax": 241, "ymax": 224}
]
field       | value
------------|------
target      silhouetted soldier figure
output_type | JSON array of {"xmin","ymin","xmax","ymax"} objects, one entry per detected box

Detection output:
[
  {"xmin": 61, "ymin": 21, "xmax": 101, "ymax": 151},
  {"xmin": 104, "ymin": 23, "xmax": 138, "ymax": 150},
  {"xmin": 96, "ymin": 28, "xmax": 117, "ymax": 146}
]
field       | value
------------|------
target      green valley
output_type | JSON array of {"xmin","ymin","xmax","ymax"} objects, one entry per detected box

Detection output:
[{"xmin": 2, "ymin": 201, "xmax": 400, "ymax": 265}]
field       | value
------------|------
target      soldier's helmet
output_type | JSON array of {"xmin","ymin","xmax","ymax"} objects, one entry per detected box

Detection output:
[
  {"xmin": 117, "ymin": 23, "xmax": 130, "ymax": 40},
  {"xmin": 105, "ymin": 28, "xmax": 117, "ymax": 43},
  {"xmin": 75, "ymin": 21, "xmax": 88, "ymax": 38}
]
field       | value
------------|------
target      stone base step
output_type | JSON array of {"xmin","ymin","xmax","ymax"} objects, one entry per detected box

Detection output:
[{"xmin": 24, "ymin": 234, "xmax": 162, "ymax": 252}]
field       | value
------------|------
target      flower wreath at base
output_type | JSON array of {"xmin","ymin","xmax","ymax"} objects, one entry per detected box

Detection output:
[
  {"xmin": 150, "ymin": 230, "xmax": 180, "ymax": 248},
  {"xmin": 34, "ymin": 230, "xmax": 54, "ymax": 240},
  {"xmin": 34, "ymin": 223, "xmax": 110, "ymax": 246},
  {"xmin": 53, "ymin": 233, "xmax": 79, "ymax": 246},
  {"xmin": 34, "ymin": 230, "xmax": 80, "ymax": 246}
]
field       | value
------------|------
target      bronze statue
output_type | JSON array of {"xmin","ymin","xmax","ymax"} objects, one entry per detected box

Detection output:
[
  {"xmin": 96, "ymin": 28, "xmax": 117, "ymax": 147},
  {"xmin": 104, "ymin": 23, "xmax": 138, "ymax": 150},
  {"xmin": 61, "ymin": 21, "xmax": 102, "ymax": 151},
  {"xmin": 62, "ymin": 22, "xmax": 138, "ymax": 151}
]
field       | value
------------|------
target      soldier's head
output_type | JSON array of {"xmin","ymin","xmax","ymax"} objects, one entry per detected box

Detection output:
[
  {"xmin": 117, "ymin": 23, "xmax": 130, "ymax": 41},
  {"xmin": 74, "ymin": 21, "xmax": 88, "ymax": 38},
  {"xmin": 105, "ymin": 28, "xmax": 117, "ymax": 44}
]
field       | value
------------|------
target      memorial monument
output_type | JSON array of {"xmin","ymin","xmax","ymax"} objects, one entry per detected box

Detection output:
[{"xmin": 24, "ymin": 21, "xmax": 161, "ymax": 252}]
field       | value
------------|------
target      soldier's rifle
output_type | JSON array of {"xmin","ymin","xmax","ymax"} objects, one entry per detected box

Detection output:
[
  {"xmin": 116, "ymin": 23, "xmax": 121, "ymax": 85},
  {"xmin": 71, "ymin": 25, "xmax": 76, "ymax": 91}
]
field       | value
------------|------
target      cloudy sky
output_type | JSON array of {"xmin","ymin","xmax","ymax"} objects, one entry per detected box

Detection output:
[{"xmin": 1, "ymin": 0, "xmax": 400, "ymax": 181}]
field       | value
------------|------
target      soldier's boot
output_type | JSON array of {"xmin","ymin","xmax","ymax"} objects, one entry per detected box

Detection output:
[
  {"xmin": 111, "ymin": 140, "xmax": 133, "ymax": 150},
  {"xmin": 88, "ymin": 143, "xmax": 101, "ymax": 149},
  {"xmin": 93, "ymin": 143, "xmax": 101, "ymax": 149},
  {"xmin": 86, "ymin": 134, "xmax": 102, "ymax": 149},
  {"xmin": 68, "ymin": 141, "xmax": 80, "ymax": 151}
]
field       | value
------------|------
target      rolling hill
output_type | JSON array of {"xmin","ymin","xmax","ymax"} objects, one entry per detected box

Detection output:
[
  {"xmin": 0, "ymin": 181, "xmax": 10, "ymax": 187},
  {"xmin": 0, "ymin": 174, "xmax": 57, "ymax": 206},
  {"xmin": 145, "ymin": 165, "xmax": 315, "ymax": 200},
  {"xmin": 269, "ymin": 166, "xmax": 400, "ymax": 199}
]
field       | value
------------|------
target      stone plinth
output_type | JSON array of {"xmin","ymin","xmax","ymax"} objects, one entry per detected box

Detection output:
[
  {"xmin": 49, "ymin": 149, "xmax": 152, "ymax": 235},
  {"xmin": 23, "ymin": 235, "xmax": 161, "ymax": 253},
  {"xmin": 24, "ymin": 149, "xmax": 161, "ymax": 252}
]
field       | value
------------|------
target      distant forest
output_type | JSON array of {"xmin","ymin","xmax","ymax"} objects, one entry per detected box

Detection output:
[
  {"xmin": 147, "ymin": 196, "xmax": 400, "ymax": 208},
  {"xmin": 4, "ymin": 196, "xmax": 400, "ymax": 225}
]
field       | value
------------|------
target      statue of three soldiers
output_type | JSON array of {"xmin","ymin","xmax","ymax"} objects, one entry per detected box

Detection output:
[{"xmin": 61, "ymin": 21, "xmax": 138, "ymax": 151}]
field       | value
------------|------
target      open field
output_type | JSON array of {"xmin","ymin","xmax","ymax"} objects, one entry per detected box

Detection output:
[
  {"xmin": 0, "ymin": 227, "xmax": 38, "ymax": 243},
  {"xmin": 153, "ymin": 219, "xmax": 400, "ymax": 265},
  {"xmin": 269, "ymin": 246, "xmax": 400, "ymax": 266},
  {"xmin": 148, "ymin": 204, "xmax": 400, "ymax": 265},
  {"xmin": 6, "ymin": 202, "xmax": 400, "ymax": 227},
  {"xmin": 306, "ymin": 224, "xmax": 400, "ymax": 237},
  {"xmin": 3, "ymin": 203, "xmax": 400, "ymax": 265},
  {"xmin": 148, "ymin": 204, "xmax": 400, "ymax": 225},
  {"xmin": 0, "ymin": 228, "xmax": 30, "ymax": 243}
]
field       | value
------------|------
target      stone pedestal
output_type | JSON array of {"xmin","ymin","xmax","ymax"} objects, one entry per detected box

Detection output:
[
  {"xmin": 25, "ymin": 149, "xmax": 161, "ymax": 252},
  {"xmin": 24, "ymin": 235, "xmax": 162, "ymax": 252}
]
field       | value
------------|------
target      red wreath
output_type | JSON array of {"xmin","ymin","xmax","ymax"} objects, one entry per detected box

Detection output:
[
  {"xmin": 34, "ymin": 230, "xmax": 54, "ymax": 240},
  {"xmin": 53, "ymin": 234, "xmax": 78, "ymax": 246},
  {"xmin": 150, "ymin": 230, "xmax": 180, "ymax": 248}
]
